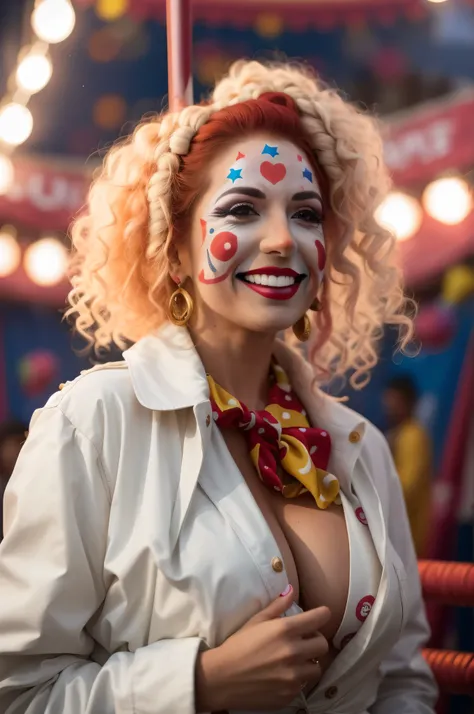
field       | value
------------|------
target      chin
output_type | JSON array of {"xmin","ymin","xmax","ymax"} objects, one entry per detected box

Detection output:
[{"xmin": 236, "ymin": 316, "xmax": 295, "ymax": 336}]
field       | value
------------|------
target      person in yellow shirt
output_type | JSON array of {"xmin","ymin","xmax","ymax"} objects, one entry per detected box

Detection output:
[{"xmin": 383, "ymin": 375, "xmax": 433, "ymax": 557}]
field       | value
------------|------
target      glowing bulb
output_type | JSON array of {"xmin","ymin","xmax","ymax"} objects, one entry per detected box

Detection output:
[
  {"xmin": 16, "ymin": 52, "xmax": 53, "ymax": 93},
  {"xmin": 0, "ymin": 154, "xmax": 14, "ymax": 195},
  {"xmin": 24, "ymin": 238, "xmax": 68, "ymax": 286},
  {"xmin": 31, "ymin": 0, "xmax": 76, "ymax": 44},
  {"xmin": 426, "ymin": 0, "xmax": 449, "ymax": 3},
  {"xmin": 96, "ymin": 0, "xmax": 129, "ymax": 21},
  {"xmin": 0, "ymin": 227, "xmax": 21, "ymax": 278},
  {"xmin": 0, "ymin": 103, "xmax": 33, "ymax": 146},
  {"xmin": 375, "ymin": 192, "xmax": 423, "ymax": 241},
  {"xmin": 422, "ymin": 177, "xmax": 472, "ymax": 225}
]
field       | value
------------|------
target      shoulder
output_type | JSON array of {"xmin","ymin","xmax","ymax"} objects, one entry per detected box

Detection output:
[
  {"xmin": 319, "ymin": 392, "xmax": 396, "ymax": 488},
  {"xmin": 318, "ymin": 391, "xmax": 391, "ymax": 459},
  {"xmin": 37, "ymin": 361, "xmax": 139, "ymax": 442},
  {"xmin": 46, "ymin": 361, "xmax": 132, "ymax": 408},
  {"xmin": 399, "ymin": 419, "xmax": 430, "ymax": 444}
]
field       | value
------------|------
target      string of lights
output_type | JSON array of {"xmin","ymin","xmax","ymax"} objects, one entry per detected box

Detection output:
[
  {"xmin": 0, "ymin": 0, "xmax": 76, "ymax": 288},
  {"xmin": 375, "ymin": 177, "xmax": 473, "ymax": 241},
  {"xmin": 0, "ymin": 0, "xmax": 76, "ymax": 193}
]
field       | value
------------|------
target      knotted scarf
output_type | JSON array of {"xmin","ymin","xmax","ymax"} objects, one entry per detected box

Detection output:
[{"xmin": 207, "ymin": 362, "xmax": 340, "ymax": 509}]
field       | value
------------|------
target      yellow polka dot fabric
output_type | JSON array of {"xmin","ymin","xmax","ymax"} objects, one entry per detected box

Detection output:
[{"xmin": 208, "ymin": 362, "xmax": 340, "ymax": 509}]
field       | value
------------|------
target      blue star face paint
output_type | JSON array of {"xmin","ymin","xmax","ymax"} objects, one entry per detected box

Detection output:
[
  {"xmin": 261, "ymin": 144, "xmax": 279, "ymax": 158},
  {"xmin": 227, "ymin": 168, "xmax": 243, "ymax": 183}
]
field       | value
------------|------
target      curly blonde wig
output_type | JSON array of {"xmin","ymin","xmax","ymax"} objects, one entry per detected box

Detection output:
[{"xmin": 67, "ymin": 59, "xmax": 413, "ymax": 388}]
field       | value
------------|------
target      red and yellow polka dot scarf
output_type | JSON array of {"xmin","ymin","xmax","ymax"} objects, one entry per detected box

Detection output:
[{"xmin": 207, "ymin": 362, "xmax": 340, "ymax": 509}]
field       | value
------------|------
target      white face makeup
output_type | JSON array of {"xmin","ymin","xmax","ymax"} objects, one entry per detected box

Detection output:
[{"xmin": 184, "ymin": 135, "xmax": 326, "ymax": 334}]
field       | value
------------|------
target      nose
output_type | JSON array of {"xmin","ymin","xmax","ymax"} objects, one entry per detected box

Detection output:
[{"xmin": 259, "ymin": 215, "xmax": 295, "ymax": 257}]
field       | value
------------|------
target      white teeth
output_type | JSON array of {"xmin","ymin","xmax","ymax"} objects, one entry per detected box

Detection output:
[{"xmin": 243, "ymin": 273, "xmax": 296, "ymax": 286}]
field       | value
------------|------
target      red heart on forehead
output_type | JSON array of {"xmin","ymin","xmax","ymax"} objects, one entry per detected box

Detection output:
[{"xmin": 260, "ymin": 161, "xmax": 287, "ymax": 185}]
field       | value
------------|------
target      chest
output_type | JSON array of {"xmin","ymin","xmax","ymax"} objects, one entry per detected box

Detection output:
[{"xmin": 222, "ymin": 429, "xmax": 350, "ymax": 642}]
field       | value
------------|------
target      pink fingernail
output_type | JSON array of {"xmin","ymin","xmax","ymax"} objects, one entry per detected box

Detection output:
[{"xmin": 280, "ymin": 584, "xmax": 292, "ymax": 597}]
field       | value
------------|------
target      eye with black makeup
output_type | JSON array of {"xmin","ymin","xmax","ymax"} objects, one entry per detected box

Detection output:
[
  {"xmin": 292, "ymin": 208, "xmax": 324, "ymax": 225},
  {"xmin": 212, "ymin": 202, "xmax": 324, "ymax": 225},
  {"xmin": 212, "ymin": 202, "xmax": 258, "ymax": 219}
]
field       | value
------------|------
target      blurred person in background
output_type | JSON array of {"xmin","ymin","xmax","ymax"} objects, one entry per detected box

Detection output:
[
  {"xmin": 0, "ymin": 420, "xmax": 27, "ymax": 541},
  {"xmin": 383, "ymin": 375, "xmax": 433, "ymax": 557}
]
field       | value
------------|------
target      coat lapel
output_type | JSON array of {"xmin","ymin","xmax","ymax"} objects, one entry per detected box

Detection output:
[{"xmin": 124, "ymin": 325, "xmax": 212, "ymax": 551}]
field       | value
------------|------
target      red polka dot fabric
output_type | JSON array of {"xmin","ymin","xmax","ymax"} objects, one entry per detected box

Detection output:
[{"xmin": 332, "ymin": 489, "xmax": 381, "ymax": 651}]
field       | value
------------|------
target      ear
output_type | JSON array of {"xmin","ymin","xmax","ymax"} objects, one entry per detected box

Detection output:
[{"xmin": 167, "ymin": 242, "xmax": 182, "ymax": 274}]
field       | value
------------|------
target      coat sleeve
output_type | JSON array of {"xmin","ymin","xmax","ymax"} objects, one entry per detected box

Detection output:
[
  {"xmin": 0, "ymin": 405, "xmax": 204, "ymax": 714},
  {"xmin": 369, "ymin": 429, "xmax": 438, "ymax": 714}
]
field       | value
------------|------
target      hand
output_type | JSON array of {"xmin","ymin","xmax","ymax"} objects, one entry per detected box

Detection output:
[{"xmin": 195, "ymin": 585, "xmax": 331, "ymax": 712}]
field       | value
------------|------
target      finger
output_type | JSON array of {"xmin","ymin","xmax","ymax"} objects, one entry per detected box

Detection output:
[
  {"xmin": 285, "ymin": 606, "xmax": 331, "ymax": 636},
  {"xmin": 298, "ymin": 660, "xmax": 324, "ymax": 683},
  {"xmin": 248, "ymin": 584, "xmax": 295, "ymax": 624},
  {"xmin": 296, "ymin": 634, "xmax": 330, "ymax": 661}
]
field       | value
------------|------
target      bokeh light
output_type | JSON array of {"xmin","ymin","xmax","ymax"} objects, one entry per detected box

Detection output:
[
  {"xmin": 0, "ymin": 103, "xmax": 33, "ymax": 146},
  {"xmin": 96, "ymin": 0, "xmax": 129, "ymax": 21},
  {"xmin": 93, "ymin": 94, "xmax": 127, "ymax": 130},
  {"xmin": 16, "ymin": 52, "xmax": 53, "ymax": 94},
  {"xmin": 0, "ymin": 154, "xmax": 14, "ymax": 195},
  {"xmin": 31, "ymin": 0, "xmax": 76, "ymax": 44},
  {"xmin": 88, "ymin": 28, "xmax": 122, "ymax": 62},
  {"xmin": 24, "ymin": 237, "xmax": 68, "ymax": 287},
  {"xmin": 196, "ymin": 53, "xmax": 232, "ymax": 85},
  {"xmin": 422, "ymin": 177, "xmax": 472, "ymax": 225},
  {"xmin": 254, "ymin": 13, "xmax": 284, "ymax": 39},
  {"xmin": 375, "ymin": 192, "xmax": 423, "ymax": 241},
  {"xmin": 0, "ymin": 226, "xmax": 21, "ymax": 278}
]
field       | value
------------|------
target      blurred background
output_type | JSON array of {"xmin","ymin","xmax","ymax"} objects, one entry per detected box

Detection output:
[{"xmin": 0, "ymin": 1, "xmax": 473, "ymax": 710}]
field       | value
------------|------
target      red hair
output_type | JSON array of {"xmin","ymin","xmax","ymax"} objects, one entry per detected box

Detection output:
[{"xmin": 171, "ymin": 92, "xmax": 329, "ymax": 239}]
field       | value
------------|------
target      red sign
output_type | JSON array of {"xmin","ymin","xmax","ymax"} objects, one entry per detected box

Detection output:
[
  {"xmin": 76, "ymin": 0, "xmax": 426, "ymax": 30},
  {"xmin": 384, "ymin": 90, "xmax": 474, "ymax": 187},
  {"xmin": 0, "ymin": 156, "xmax": 92, "ymax": 232}
]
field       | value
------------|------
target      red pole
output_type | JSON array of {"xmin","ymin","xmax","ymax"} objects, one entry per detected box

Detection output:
[{"xmin": 166, "ymin": 0, "xmax": 193, "ymax": 112}]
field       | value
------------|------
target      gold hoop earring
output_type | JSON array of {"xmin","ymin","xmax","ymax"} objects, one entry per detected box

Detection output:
[
  {"xmin": 169, "ymin": 287, "xmax": 194, "ymax": 326},
  {"xmin": 310, "ymin": 297, "xmax": 322, "ymax": 312},
  {"xmin": 292, "ymin": 313, "xmax": 311, "ymax": 342}
]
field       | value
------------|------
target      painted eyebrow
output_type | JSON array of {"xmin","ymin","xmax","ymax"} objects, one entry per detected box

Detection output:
[
  {"xmin": 215, "ymin": 187, "xmax": 323, "ymax": 203},
  {"xmin": 292, "ymin": 190, "xmax": 323, "ymax": 203},
  {"xmin": 216, "ymin": 187, "xmax": 265, "ymax": 202}
]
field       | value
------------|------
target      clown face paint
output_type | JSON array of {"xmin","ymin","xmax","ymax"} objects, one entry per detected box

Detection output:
[
  {"xmin": 186, "ymin": 135, "xmax": 326, "ymax": 335},
  {"xmin": 198, "ymin": 138, "xmax": 325, "ymax": 289}
]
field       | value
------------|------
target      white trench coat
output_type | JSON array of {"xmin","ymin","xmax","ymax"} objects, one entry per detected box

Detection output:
[{"xmin": 0, "ymin": 324, "xmax": 437, "ymax": 714}]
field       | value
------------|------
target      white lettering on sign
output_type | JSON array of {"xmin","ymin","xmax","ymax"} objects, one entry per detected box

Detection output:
[
  {"xmin": 7, "ymin": 171, "xmax": 84, "ymax": 213},
  {"xmin": 384, "ymin": 119, "xmax": 454, "ymax": 172}
]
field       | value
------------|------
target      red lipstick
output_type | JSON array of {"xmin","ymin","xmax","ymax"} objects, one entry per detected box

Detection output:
[{"xmin": 237, "ymin": 266, "xmax": 306, "ymax": 301}]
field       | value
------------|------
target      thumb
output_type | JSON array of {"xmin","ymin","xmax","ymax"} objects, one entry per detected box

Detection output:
[{"xmin": 249, "ymin": 584, "xmax": 295, "ymax": 625}]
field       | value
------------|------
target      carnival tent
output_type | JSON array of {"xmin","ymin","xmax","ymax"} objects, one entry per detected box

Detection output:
[{"xmin": 384, "ymin": 89, "xmax": 474, "ymax": 285}]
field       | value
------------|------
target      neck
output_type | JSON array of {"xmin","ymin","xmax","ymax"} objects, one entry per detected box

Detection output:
[{"xmin": 188, "ymin": 322, "xmax": 276, "ymax": 410}]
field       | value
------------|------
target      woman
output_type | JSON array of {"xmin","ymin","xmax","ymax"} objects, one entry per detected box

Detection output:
[{"xmin": 0, "ymin": 60, "xmax": 437, "ymax": 713}]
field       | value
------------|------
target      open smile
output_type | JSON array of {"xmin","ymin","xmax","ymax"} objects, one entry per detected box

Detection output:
[{"xmin": 236, "ymin": 267, "xmax": 307, "ymax": 301}]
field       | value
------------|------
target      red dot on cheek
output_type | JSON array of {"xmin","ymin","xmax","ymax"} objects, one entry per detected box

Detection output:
[
  {"xmin": 315, "ymin": 240, "xmax": 326, "ymax": 271},
  {"xmin": 210, "ymin": 231, "xmax": 238, "ymax": 262}
]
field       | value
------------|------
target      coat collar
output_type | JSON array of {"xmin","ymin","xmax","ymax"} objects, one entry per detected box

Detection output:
[
  {"xmin": 123, "ymin": 324, "xmax": 367, "ymax": 486},
  {"xmin": 123, "ymin": 324, "xmax": 209, "ymax": 411}
]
